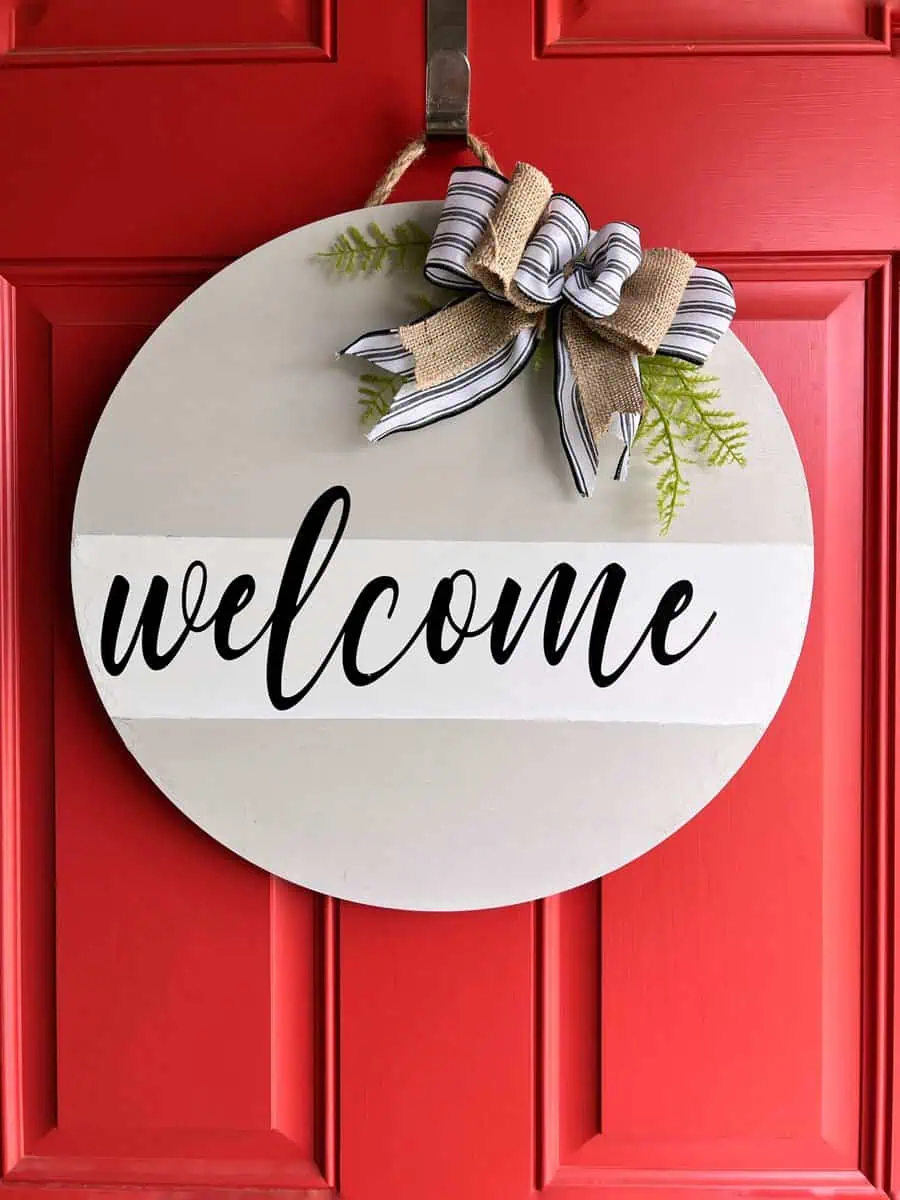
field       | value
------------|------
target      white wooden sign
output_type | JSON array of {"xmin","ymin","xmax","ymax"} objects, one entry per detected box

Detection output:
[{"xmin": 71, "ymin": 201, "xmax": 814, "ymax": 911}]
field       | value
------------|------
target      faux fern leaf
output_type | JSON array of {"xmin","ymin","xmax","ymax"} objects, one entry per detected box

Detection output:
[
  {"xmin": 357, "ymin": 372, "xmax": 404, "ymax": 428},
  {"xmin": 407, "ymin": 291, "xmax": 439, "ymax": 317},
  {"xmin": 638, "ymin": 355, "xmax": 747, "ymax": 535},
  {"xmin": 531, "ymin": 327, "xmax": 552, "ymax": 374},
  {"xmin": 637, "ymin": 392, "xmax": 693, "ymax": 535},
  {"xmin": 318, "ymin": 221, "xmax": 431, "ymax": 277}
]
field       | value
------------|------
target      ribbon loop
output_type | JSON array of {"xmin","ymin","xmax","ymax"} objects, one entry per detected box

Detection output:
[
  {"xmin": 341, "ymin": 159, "xmax": 737, "ymax": 503},
  {"xmin": 423, "ymin": 166, "xmax": 508, "ymax": 291},
  {"xmin": 581, "ymin": 247, "xmax": 696, "ymax": 358},
  {"xmin": 562, "ymin": 222, "xmax": 643, "ymax": 321},
  {"xmin": 467, "ymin": 162, "xmax": 553, "ymax": 312},
  {"xmin": 512, "ymin": 194, "xmax": 590, "ymax": 307}
]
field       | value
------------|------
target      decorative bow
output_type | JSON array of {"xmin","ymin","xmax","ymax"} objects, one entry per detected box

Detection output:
[{"xmin": 341, "ymin": 162, "xmax": 736, "ymax": 496}]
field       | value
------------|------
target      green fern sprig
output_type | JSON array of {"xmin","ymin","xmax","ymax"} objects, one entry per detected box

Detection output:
[
  {"xmin": 638, "ymin": 355, "xmax": 748, "ymax": 534},
  {"xmin": 668, "ymin": 360, "xmax": 748, "ymax": 468},
  {"xmin": 531, "ymin": 327, "xmax": 552, "ymax": 374},
  {"xmin": 354, "ymin": 293, "xmax": 444, "ymax": 430},
  {"xmin": 357, "ymin": 372, "xmax": 405, "ymax": 428},
  {"xmin": 637, "ymin": 392, "xmax": 694, "ymax": 535},
  {"xmin": 407, "ymin": 291, "xmax": 439, "ymax": 317},
  {"xmin": 318, "ymin": 221, "xmax": 430, "ymax": 277}
]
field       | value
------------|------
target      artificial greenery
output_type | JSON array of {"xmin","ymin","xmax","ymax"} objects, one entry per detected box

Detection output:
[
  {"xmin": 323, "ymin": 222, "xmax": 748, "ymax": 533},
  {"xmin": 638, "ymin": 355, "xmax": 748, "ymax": 534},
  {"xmin": 355, "ymin": 293, "xmax": 439, "ymax": 428},
  {"xmin": 318, "ymin": 221, "xmax": 430, "ymax": 276},
  {"xmin": 357, "ymin": 372, "xmax": 405, "ymax": 427},
  {"xmin": 530, "ymin": 328, "xmax": 552, "ymax": 374}
]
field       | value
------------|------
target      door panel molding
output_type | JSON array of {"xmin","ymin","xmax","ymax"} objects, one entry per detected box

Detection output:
[
  {"xmin": 0, "ymin": 263, "xmax": 340, "ymax": 1192},
  {"xmin": 535, "ymin": 255, "xmax": 895, "ymax": 1198},
  {"xmin": 537, "ymin": 0, "xmax": 898, "ymax": 57},
  {"xmin": 0, "ymin": 0, "xmax": 335, "ymax": 65}
]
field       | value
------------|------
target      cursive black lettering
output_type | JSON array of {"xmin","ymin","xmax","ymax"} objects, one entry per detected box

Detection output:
[
  {"xmin": 265, "ymin": 485, "xmax": 351, "ymax": 710},
  {"xmin": 102, "ymin": 577, "xmax": 175, "ymax": 674},
  {"xmin": 97, "ymin": 486, "xmax": 717, "ymax": 707},
  {"xmin": 425, "ymin": 569, "xmax": 478, "ymax": 663}
]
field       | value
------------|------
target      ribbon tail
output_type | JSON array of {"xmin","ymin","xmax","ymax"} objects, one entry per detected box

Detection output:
[
  {"xmin": 612, "ymin": 354, "xmax": 643, "ymax": 482},
  {"xmin": 340, "ymin": 327, "xmax": 416, "ymax": 377},
  {"xmin": 551, "ymin": 309, "xmax": 598, "ymax": 498},
  {"xmin": 561, "ymin": 307, "xmax": 644, "ymax": 485},
  {"xmin": 399, "ymin": 293, "xmax": 536, "ymax": 391},
  {"xmin": 367, "ymin": 324, "xmax": 542, "ymax": 443},
  {"xmin": 614, "ymin": 412, "xmax": 641, "ymax": 481}
]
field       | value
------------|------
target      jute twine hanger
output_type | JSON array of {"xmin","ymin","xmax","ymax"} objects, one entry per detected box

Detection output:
[{"xmin": 366, "ymin": 133, "xmax": 501, "ymax": 207}]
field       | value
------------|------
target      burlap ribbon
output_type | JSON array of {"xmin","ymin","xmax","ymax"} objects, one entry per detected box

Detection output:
[{"xmin": 342, "ymin": 160, "xmax": 736, "ymax": 497}]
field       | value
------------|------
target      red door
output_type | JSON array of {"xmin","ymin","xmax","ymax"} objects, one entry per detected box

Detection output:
[{"xmin": 0, "ymin": 2, "xmax": 896, "ymax": 1197}]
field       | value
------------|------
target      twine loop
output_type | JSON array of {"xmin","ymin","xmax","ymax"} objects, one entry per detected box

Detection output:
[{"xmin": 366, "ymin": 133, "xmax": 501, "ymax": 207}]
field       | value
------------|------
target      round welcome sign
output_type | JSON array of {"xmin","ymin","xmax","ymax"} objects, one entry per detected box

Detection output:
[{"xmin": 71, "ymin": 199, "xmax": 813, "ymax": 911}]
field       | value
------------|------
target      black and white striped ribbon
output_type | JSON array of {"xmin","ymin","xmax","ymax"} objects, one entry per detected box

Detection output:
[
  {"xmin": 341, "ymin": 327, "xmax": 416, "ymax": 378},
  {"xmin": 362, "ymin": 325, "xmax": 542, "ymax": 442},
  {"xmin": 512, "ymin": 195, "xmax": 590, "ymax": 305},
  {"xmin": 342, "ymin": 166, "xmax": 735, "ymax": 495},
  {"xmin": 614, "ymin": 410, "xmax": 641, "ymax": 483},
  {"xmin": 658, "ymin": 267, "xmax": 737, "ymax": 365},
  {"xmin": 551, "ymin": 307, "xmax": 596, "ymax": 498},
  {"xmin": 422, "ymin": 167, "xmax": 508, "ymax": 291},
  {"xmin": 562, "ymin": 222, "xmax": 643, "ymax": 320},
  {"xmin": 551, "ymin": 309, "xmax": 641, "ymax": 497}
]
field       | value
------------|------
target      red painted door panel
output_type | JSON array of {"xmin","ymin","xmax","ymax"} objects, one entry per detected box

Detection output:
[{"xmin": 0, "ymin": 3, "xmax": 897, "ymax": 1199}]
